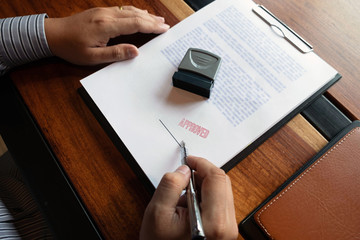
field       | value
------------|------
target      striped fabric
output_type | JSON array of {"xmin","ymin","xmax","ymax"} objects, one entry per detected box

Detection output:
[
  {"xmin": 1, "ymin": 14, "xmax": 54, "ymax": 239},
  {"xmin": 0, "ymin": 14, "xmax": 53, "ymax": 76}
]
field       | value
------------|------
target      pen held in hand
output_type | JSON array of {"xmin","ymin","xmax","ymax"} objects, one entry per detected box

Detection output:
[
  {"xmin": 181, "ymin": 141, "xmax": 206, "ymax": 240},
  {"xmin": 158, "ymin": 120, "xmax": 205, "ymax": 239}
]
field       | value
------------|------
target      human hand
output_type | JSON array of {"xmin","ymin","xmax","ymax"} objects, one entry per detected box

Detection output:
[
  {"xmin": 139, "ymin": 156, "xmax": 238, "ymax": 240},
  {"xmin": 44, "ymin": 6, "xmax": 170, "ymax": 65}
]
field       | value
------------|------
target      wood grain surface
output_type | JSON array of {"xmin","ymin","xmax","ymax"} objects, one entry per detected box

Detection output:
[{"xmin": 2, "ymin": 0, "xmax": 358, "ymax": 239}]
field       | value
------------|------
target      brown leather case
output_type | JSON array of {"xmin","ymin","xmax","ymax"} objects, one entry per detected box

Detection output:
[{"xmin": 254, "ymin": 126, "xmax": 360, "ymax": 240}]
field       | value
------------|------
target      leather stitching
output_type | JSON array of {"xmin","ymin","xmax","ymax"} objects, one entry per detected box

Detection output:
[{"xmin": 255, "ymin": 127, "xmax": 360, "ymax": 239}]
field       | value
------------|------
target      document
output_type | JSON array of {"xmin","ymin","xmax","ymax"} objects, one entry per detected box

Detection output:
[{"xmin": 80, "ymin": 0, "xmax": 338, "ymax": 188}]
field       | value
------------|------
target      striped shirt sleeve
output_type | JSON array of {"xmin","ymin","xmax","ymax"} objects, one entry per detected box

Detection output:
[{"xmin": 0, "ymin": 13, "xmax": 53, "ymax": 76}]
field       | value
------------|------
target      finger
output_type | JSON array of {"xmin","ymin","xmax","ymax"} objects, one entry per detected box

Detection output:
[
  {"xmin": 109, "ymin": 6, "xmax": 165, "ymax": 24},
  {"xmin": 225, "ymin": 176, "xmax": 239, "ymax": 239},
  {"xmin": 203, "ymin": 174, "xmax": 238, "ymax": 239},
  {"xmin": 186, "ymin": 155, "xmax": 222, "ymax": 178},
  {"xmin": 187, "ymin": 156, "xmax": 217, "ymax": 196},
  {"xmin": 202, "ymin": 173, "xmax": 233, "ymax": 238},
  {"xmin": 117, "ymin": 10, "xmax": 166, "ymax": 25},
  {"xmin": 97, "ymin": 7, "xmax": 169, "ymax": 37},
  {"xmin": 117, "ymin": 7, "xmax": 164, "ymax": 23},
  {"xmin": 186, "ymin": 156, "xmax": 228, "ymax": 211},
  {"xmin": 201, "ymin": 167, "xmax": 228, "ymax": 217},
  {"xmin": 86, "ymin": 44, "xmax": 139, "ymax": 65},
  {"xmin": 102, "ymin": 8, "xmax": 169, "ymax": 36},
  {"xmin": 116, "ymin": 15, "xmax": 169, "ymax": 35},
  {"xmin": 151, "ymin": 165, "xmax": 190, "ymax": 209},
  {"xmin": 119, "ymin": 5, "xmax": 148, "ymax": 13},
  {"xmin": 187, "ymin": 156, "xmax": 238, "ymax": 239}
]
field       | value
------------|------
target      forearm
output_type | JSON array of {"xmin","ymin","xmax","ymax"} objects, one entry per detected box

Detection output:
[{"xmin": 0, "ymin": 14, "xmax": 53, "ymax": 76}]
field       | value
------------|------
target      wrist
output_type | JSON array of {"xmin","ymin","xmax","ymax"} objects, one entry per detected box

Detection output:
[{"xmin": 44, "ymin": 17, "xmax": 66, "ymax": 58}]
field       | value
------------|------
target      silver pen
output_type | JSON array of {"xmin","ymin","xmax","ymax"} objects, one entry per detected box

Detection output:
[
  {"xmin": 180, "ymin": 141, "xmax": 206, "ymax": 240},
  {"xmin": 158, "ymin": 120, "xmax": 206, "ymax": 239}
]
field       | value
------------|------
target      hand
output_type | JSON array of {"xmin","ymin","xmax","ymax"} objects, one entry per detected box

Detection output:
[
  {"xmin": 139, "ymin": 156, "xmax": 238, "ymax": 240},
  {"xmin": 44, "ymin": 6, "xmax": 170, "ymax": 65}
]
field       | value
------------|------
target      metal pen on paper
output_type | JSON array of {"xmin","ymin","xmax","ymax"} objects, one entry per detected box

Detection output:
[
  {"xmin": 159, "ymin": 119, "xmax": 206, "ymax": 240},
  {"xmin": 180, "ymin": 141, "xmax": 206, "ymax": 240}
]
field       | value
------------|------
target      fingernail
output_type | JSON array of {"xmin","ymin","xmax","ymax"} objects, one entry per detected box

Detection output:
[
  {"xmin": 127, "ymin": 48, "xmax": 138, "ymax": 59},
  {"xmin": 175, "ymin": 165, "xmax": 190, "ymax": 175},
  {"xmin": 155, "ymin": 16, "xmax": 165, "ymax": 22},
  {"xmin": 159, "ymin": 23, "xmax": 170, "ymax": 30}
]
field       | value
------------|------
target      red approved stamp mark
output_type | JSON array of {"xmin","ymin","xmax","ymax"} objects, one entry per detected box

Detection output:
[{"xmin": 178, "ymin": 118, "xmax": 209, "ymax": 138}]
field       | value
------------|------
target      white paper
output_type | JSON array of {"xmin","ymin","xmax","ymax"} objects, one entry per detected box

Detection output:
[{"xmin": 81, "ymin": 0, "xmax": 338, "ymax": 187}]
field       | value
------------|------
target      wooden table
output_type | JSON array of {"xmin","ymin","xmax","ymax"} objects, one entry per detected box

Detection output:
[{"xmin": 1, "ymin": 0, "xmax": 359, "ymax": 239}]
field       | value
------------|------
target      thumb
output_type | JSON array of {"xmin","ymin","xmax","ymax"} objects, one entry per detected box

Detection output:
[
  {"xmin": 151, "ymin": 165, "xmax": 190, "ymax": 208},
  {"xmin": 89, "ymin": 44, "xmax": 139, "ymax": 64}
]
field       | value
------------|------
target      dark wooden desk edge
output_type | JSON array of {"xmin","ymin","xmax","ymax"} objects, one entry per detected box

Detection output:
[{"xmin": 0, "ymin": 76, "xmax": 102, "ymax": 239}]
